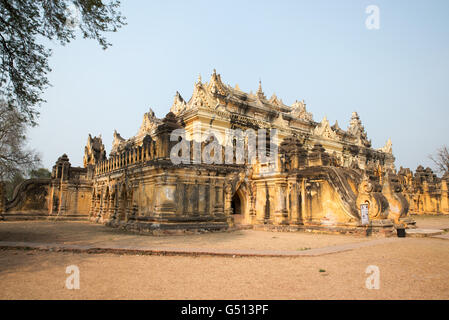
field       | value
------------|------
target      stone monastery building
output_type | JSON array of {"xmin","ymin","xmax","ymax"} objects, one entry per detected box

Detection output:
[{"xmin": 1, "ymin": 71, "xmax": 448, "ymax": 235}]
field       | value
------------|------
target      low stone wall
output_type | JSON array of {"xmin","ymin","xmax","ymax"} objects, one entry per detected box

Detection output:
[
  {"xmin": 1, "ymin": 155, "xmax": 92, "ymax": 221},
  {"xmin": 398, "ymin": 167, "xmax": 449, "ymax": 215},
  {"xmin": 4, "ymin": 179, "xmax": 50, "ymax": 218}
]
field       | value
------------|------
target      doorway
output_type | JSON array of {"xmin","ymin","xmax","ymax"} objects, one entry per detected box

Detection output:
[{"xmin": 231, "ymin": 192, "xmax": 244, "ymax": 224}]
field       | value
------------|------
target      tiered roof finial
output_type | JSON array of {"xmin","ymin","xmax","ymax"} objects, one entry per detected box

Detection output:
[
  {"xmin": 333, "ymin": 120, "xmax": 341, "ymax": 131},
  {"xmin": 208, "ymin": 68, "xmax": 228, "ymax": 96},
  {"xmin": 257, "ymin": 78, "xmax": 266, "ymax": 100},
  {"xmin": 348, "ymin": 111, "xmax": 371, "ymax": 147}
]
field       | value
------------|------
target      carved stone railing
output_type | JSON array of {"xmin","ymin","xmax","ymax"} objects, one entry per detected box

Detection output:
[
  {"xmin": 5, "ymin": 178, "xmax": 51, "ymax": 213},
  {"xmin": 95, "ymin": 142, "xmax": 155, "ymax": 176}
]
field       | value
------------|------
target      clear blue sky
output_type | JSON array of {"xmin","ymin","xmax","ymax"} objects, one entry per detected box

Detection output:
[{"xmin": 29, "ymin": 0, "xmax": 449, "ymax": 174}]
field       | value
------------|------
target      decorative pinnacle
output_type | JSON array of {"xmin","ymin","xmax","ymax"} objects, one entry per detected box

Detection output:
[
  {"xmin": 256, "ymin": 78, "xmax": 266, "ymax": 100},
  {"xmin": 197, "ymin": 73, "xmax": 202, "ymax": 83}
]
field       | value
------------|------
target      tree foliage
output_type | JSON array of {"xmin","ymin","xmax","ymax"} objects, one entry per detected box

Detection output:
[
  {"xmin": 3, "ymin": 171, "xmax": 24, "ymax": 201},
  {"xmin": 429, "ymin": 145, "xmax": 449, "ymax": 176},
  {"xmin": 0, "ymin": 0, "xmax": 126, "ymax": 125},
  {"xmin": 29, "ymin": 167, "xmax": 51, "ymax": 179},
  {"xmin": 2, "ymin": 167, "xmax": 51, "ymax": 201},
  {"xmin": 0, "ymin": 100, "xmax": 40, "ymax": 181}
]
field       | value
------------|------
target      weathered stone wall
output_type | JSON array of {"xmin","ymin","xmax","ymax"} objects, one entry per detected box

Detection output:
[
  {"xmin": 398, "ymin": 167, "xmax": 449, "ymax": 215},
  {"xmin": 2, "ymin": 154, "xmax": 92, "ymax": 220},
  {"xmin": 82, "ymin": 71, "xmax": 418, "ymax": 234},
  {"xmin": 5, "ymin": 179, "xmax": 50, "ymax": 215},
  {"xmin": 47, "ymin": 155, "xmax": 92, "ymax": 219},
  {"xmin": 89, "ymin": 114, "xmax": 243, "ymax": 232},
  {"xmin": 91, "ymin": 165, "xmax": 239, "ymax": 233},
  {"xmin": 247, "ymin": 156, "xmax": 409, "ymax": 235},
  {"xmin": 87, "ymin": 115, "xmax": 415, "ymax": 236}
]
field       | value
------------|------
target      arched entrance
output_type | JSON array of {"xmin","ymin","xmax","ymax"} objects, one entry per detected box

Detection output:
[{"xmin": 231, "ymin": 189, "xmax": 245, "ymax": 225}]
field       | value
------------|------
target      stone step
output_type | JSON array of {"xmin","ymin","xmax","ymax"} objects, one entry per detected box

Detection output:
[
  {"xmin": 405, "ymin": 228, "xmax": 445, "ymax": 237},
  {"xmin": 2, "ymin": 214, "xmax": 88, "ymax": 222},
  {"xmin": 431, "ymin": 233, "xmax": 449, "ymax": 240},
  {"xmin": 2, "ymin": 214, "xmax": 48, "ymax": 221}
]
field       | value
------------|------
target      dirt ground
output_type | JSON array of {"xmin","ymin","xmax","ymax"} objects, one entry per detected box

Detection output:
[
  {"xmin": 0, "ymin": 220, "xmax": 374, "ymax": 251},
  {"xmin": 0, "ymin": 215, "xmax": 448, "ymax": 299}
]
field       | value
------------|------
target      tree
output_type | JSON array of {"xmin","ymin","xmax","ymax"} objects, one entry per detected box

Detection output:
[
  {"xmin": 429, "ymin": 145, "xmax": 449, "ymax": 176},
  {"xmin": 29, "ymin": 167, "xmax": 51, "ymax": 179},
  {"xmin": 3, "ymin": 171, "xmax": 24, "ymax": 201},
  {"xmin": 0, "ymin": 100, "xmax": 40, "ymax": 181},
  {"xmin": 0, "ymin": 0, "xmax": 126, "ymax": 126},
  {"xmin": 2, "ymin": 167, "xmax": 51, "ymax": 201}
]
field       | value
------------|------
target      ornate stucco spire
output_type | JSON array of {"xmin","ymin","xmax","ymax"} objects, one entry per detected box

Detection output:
[
  {"xmin": 111, "ymin": 129, "xmax": 126, "ymax": 154},
  {"xmin": 256, "ymin": 79, "xmax": 266, "ymax": 100},
  {"xmin": 313, "ymin": 116, "xmax": 338, "ymax": 140},
  {"xmin": 290, "ymin": 100, "xmax": 313, "ymax": 121},
  {"xmin": 189, "ymin": 72, "xmax": 219, "ymax": 109},
  {"xmin": 170, "ymin": 91, "xmax": 186, "ymax": 115},
  {"xmin": 208, "ymin": 69, "xmax": 228, "ymax": 95},
  {"xmin": 380, "ymin": 138, "xmax": 393, "ymax": 154},
  {"xmin": 348, "ymin": 112, "xmax": 361, "ymax": 133},
  {"xmin": 83, "ymin": 134, "xmax": 106, "ymax": 167},
  {"xmin": 197, "ymin": 73, "xmax": 202, "ymax": 84},
  {"xmin": 332, "ymin": 120, "xmax": 341, "ymax": 131},
  {"xmin": 268, "ymin": 93, "xmax": 283, "ymax": 107},
  {"xmin": 137, "ymin": 107, "xmax": 162, "ymax": 137},
  {"xmin": 348, "ymin": 111, "xmax": 371, "ymax": 148}
]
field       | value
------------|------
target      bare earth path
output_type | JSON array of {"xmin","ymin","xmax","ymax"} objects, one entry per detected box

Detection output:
[
  {"xmin": 0, "ymin": 220, "xmax": 374, "ymax": 252},
  {"xmin": 0, "ymin": 215, "xmax": 448, "ymax": 299}
]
